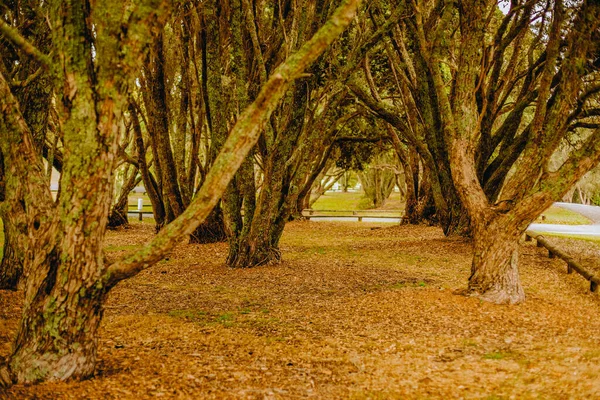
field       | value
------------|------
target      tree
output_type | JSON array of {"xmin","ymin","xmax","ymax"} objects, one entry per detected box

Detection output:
[
  {"xmin": 357, "ymin": 0, "xmax": 600, "ymax": 303},
  {"xmin": 0, "ymin": 0, "xmax": 360, "ymax": 386},
  {"xmin": 357, "ymin": 152, "xmax": 399, "ymax": 208},
  {"xmin": 208, "ymin": 0, "xmax": 378, "ymax": 268},
  {"xmin": 0, "ymin": 0, "xmax": 53, "ymax": 290}
]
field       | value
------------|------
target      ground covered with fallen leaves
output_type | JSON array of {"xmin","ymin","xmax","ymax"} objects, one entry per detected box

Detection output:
[
  {"xmin": 1, "ymin": 221, "xmax": 599, "ymax": 399},
  {"xmin": 543, "ymin": 235, "xmax": 600, "ymax": 278}
]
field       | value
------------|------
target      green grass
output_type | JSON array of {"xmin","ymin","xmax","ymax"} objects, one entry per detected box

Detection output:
[
  {"xmin": 536, "ymin": 205, "xmax": 591, "ymax": 225},
  {"xmin": 483, "ymin": 351, "xmax": 510, "ymax": 360},
  {"xmin": 168, "ymin": 309, "xmax": 207, "ymax": 321},
  {"xmin": 311, "ymin": 191, "xmax": 404, "ymax": 211}
]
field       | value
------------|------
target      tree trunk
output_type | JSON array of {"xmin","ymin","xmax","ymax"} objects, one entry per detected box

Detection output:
[
  {"xmin": 8, "ymin": 250, "xmax": 109, "ymax": 383},
  {"xmin": 227, "ymin": 154, "xmax": 286, "ymax": 268},
  {"xmin": 227, "ymin": 226, "xmax": 283, "ymax": 268},
  {"xmin": 130, "ymin": 102, "xmax": 166, "ymax": 229},
  {"xmin": 108, "ymin": 169, "xmax": 140, "ymax": 229},
  {"xmin": 189, "ymin": 207, "xmax": 227, "ymax": 244},
  {"xmin": 0, "ymin": 216, "xmax": 23, "ymax": 290},
  {"xmin": 468, "ymin": 225, "xmax": 525, "ymax": 304}
]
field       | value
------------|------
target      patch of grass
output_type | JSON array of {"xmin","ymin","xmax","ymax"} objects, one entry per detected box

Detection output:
[
  {"xmin": 536, "ymin": 205, "xmax": 591, "ymax": 225},
  {"xmin": 216, "ymin": 313, "xmax": 235, "ymax": 327},
  {"xmin": 390, "ymin": 280, "xmax": 428, "ymax": 289},
  {"xmin": 311, "ymin": 192, "xmax": 368, "ymax": 211},
  {"xmin": 483, "ymin": 351, "xmax": 510, "ymax": 360},
  {"xmin": 535, "ymin": 232, "xmax": 600, "ymax": 243},
  {"xmin": 310, "ymin": 191, "xmax": 405, "ymax": 211},
  {"xmin": 168, "ymin": 309, "xmax": 207, "ymax": 321}
]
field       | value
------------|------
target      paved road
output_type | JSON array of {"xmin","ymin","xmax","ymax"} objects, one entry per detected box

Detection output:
[
  {"xmin": 528, "ymin": 223, "xmax": 600, "ymax": 237},
  {"xmin": 530, "ymin": 203, "xmax": 600, "ymax": 237},
  {"xmin": 554, "ymin": 202, "xmax": 600, "ymax": 224},
  {"xmin": 128, "ymin": 202, "xmax": 600, "ymax": 237}
]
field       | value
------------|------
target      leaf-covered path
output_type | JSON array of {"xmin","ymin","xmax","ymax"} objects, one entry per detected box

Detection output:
[{"xmin": 1, "ymin": 222, "xmax": 599, "ymax": 399}]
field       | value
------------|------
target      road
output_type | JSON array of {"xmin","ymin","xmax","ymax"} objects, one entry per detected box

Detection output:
[
  {"xmin": 529, "ymin": 203, "xmax": 600, "ymax": 237},
  {"xmin": 129, "ymin": 202, "xmax": 600, "ymax": 237}
]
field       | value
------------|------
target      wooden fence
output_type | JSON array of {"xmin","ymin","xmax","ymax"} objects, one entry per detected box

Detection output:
[{"xmin": 525, "ymin": 231, "xmax": 599, "ymax": 293}]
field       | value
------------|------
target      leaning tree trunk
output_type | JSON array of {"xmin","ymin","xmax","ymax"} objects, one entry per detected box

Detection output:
[
  {"xmin": 107, "ymin": 169, "xmax": 140, "ymax": 229},
  {"xmin": 468, "ymin": 218, "xmax": 525, "ymax": 304}
]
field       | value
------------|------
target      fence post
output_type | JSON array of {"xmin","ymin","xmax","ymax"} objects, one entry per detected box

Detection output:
[{"xmin": 138, "ymin": 198, "xmax": 143, "ymax": 221}]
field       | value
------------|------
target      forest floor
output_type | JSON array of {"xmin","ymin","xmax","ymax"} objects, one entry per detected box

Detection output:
[{"xmin": 1, "ymin": 221, "xmax": 600, "ymax": 399}]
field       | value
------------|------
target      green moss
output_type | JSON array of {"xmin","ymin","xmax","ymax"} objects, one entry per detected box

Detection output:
[{"xmin": 483, "ymin": 351, "xmax": 509, "ymax": 360}]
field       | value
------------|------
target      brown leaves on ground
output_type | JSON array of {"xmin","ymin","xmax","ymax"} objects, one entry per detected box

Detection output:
[{"xmin": 1, "ymin": 222, "xmax": 600, "ymax": 399}]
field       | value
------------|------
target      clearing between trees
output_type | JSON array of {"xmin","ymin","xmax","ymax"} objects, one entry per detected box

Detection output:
[{"xmin": 1, "ymin": 221, "xmax": 599, "ymax": 399}]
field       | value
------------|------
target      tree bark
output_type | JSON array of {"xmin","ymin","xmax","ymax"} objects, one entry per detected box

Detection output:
[
  {"xmin": 468, "ymin": 221, "xmax": 525, "ymax": 304},
  {"xmin": 0, "ymin": 216, "xmax": 23, "ymax": 290},
  {"xmin": 107, "ymin": 169, "xmax": 141, "ymax": 229}
]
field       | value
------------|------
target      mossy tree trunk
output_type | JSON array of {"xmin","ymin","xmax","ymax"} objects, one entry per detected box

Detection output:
[{"xmin": 0, "ymin": 1, "xmax": 53, "ymax": 290}]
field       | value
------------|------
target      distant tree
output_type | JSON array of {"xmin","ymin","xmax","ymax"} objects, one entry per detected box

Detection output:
[{"xmin": 357, "ymin": 152, "xmax": 399, "ymax": 208}]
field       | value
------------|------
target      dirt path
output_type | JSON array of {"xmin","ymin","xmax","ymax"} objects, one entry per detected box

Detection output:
[{"xmin": 1, "ymin": 222, "xmax": 599, "ymax": 399}]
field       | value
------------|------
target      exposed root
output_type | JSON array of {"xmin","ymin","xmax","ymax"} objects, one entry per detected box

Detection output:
[{"xmin": 0, "ymin": 360, "xmax": 14, "ymax": 388}]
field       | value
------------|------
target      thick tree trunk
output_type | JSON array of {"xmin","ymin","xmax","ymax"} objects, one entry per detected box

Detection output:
[
  {"xmin": 468, "ymin": 227, "xmax": 525, "ymax": 304},
  {"xmin": 226, "ymin": 148, "xmax": 289, "ymax": 268},
  {"xmin": 189, "ymin": 207, "xmax": 227, "ymax": 244},
  {"xmin": 0, "ymin": 217, "xmax": 23, "ymax": 290},
  {"xmin": 8, "ymin": 251, "xmax": 108, "ymax": 383},
  {"xmin": 227, "ymin": 228, "xmax": 283, "ymax": 268}
]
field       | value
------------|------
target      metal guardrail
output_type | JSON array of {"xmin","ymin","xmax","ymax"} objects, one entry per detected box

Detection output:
[{"xmin": 526, "ymin": 230, "xmax": 599, "ymax": 293}]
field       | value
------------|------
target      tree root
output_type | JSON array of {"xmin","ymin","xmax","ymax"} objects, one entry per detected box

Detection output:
[{"xmin": 0, "ymin": 359, "xmax": 14, "ymax": 388}]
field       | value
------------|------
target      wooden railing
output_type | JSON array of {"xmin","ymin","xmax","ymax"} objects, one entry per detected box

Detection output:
[
  {"xmin": 301, "ymin": 209, "xmax": 406, "ymax": 222},
  {"xmin": 525, "ymin": 231, "xmax": 599, "ymax": 293},
  {"xmin": 127, "ymin": 208, "xmax": 407, "ymax": 223}
]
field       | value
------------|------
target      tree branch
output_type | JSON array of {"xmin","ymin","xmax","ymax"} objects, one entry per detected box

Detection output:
[{"xmin": 0, "ymin": 19, "xmax": 52, "ymax": 68}]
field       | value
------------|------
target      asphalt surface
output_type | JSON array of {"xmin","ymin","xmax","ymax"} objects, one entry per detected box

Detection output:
[
  {"xmin": 554, "ymin": 202, "xmax": 600, "ymax": 224},
  {"xmin": 529, "ymin": 202, "xmax": 600, "ymax": 237},
  {"xmin": 128, "ymin": 202, "xmax": 600, "ymax": 236}
]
